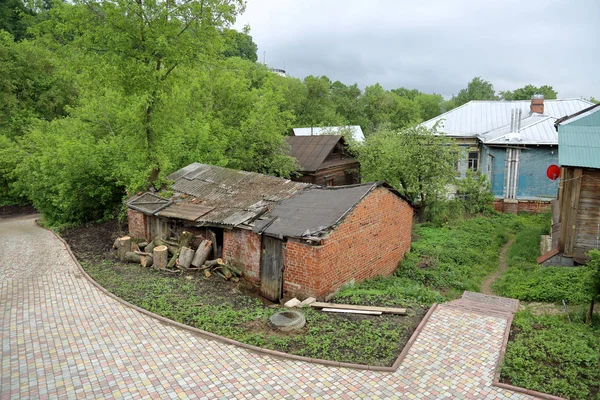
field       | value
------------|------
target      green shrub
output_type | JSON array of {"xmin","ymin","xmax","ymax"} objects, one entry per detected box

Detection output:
[{"xmin": 502, "ymin": 310, "xmax": 600, "ymax": 399}]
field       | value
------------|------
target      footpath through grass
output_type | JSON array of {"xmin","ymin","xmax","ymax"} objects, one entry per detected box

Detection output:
[{"xmin": 493, "ymin": 216, "xmax": 600, "ymax": 399}]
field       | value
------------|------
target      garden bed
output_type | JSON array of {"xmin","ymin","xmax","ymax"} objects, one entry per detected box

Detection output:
[{"xmin": 62, "ymin": 220, "xmax": 426, "ymax": 367}]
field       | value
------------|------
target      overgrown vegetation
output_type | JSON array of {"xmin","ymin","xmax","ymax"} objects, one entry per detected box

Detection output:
[
  {"xmin": 81, "ymin": 258, "xmax": 425, "ymax": 366},
  {"xmin": 337, "ymin": 214, "xmax": 533, "ymax": 305},
  {"xmin": 501, "ymin": 310, "xmax": 600, "ymax": 400},
  {"xmin": 493, "ymin": 214, "xmax": 594, "ymax": 304}
]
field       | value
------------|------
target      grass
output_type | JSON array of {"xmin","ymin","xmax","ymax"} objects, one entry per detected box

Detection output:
[
  {"xmin": 337, "ymin": 213, "xmax": 539, "ymax": 306},
  {"xmin": 493, "ymin": 217, "xmax": 594, "ymax": 304},
  {"xmin": 81, "ymin": 258, "xmax": 426, "ymax": 366},
  {"xmin": 501, "ymin": 309, "xmax": 600, "ymax": 400}
]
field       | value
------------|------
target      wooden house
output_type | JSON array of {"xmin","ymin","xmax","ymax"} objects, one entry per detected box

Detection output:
[
  {"xmin": 550, "ymin": 103, "xmax": 600, "ymax": 264},
  {"xmin": 127, "ymin": 163, "xmax": 413, "ymax": 301},
  {"xmin": 286, "ymin": 135, "xmax": 360, "ymax": 186}
]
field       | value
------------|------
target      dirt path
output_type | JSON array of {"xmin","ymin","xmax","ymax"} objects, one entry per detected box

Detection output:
[{"xmin": 481, "ymin": 238, "xmax": 515, "ymax": 295}]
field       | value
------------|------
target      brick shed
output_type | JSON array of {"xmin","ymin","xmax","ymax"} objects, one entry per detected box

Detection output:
[{"xmin": 127, "ymin": 163, "xmax": 413, "ymax": 301}]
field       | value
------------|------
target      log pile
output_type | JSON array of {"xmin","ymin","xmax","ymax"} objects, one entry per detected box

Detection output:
[{"xmin": 113, "ymin": 232, "xmax": 242, "ymax": 281}]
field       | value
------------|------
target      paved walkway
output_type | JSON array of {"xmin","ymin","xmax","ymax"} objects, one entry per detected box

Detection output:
[{"xmin": 0, "ymin": 216, "xmax": 533, "ymax": 399}]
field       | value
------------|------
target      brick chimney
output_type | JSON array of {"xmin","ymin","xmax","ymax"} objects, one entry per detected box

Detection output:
[{"xmin": 530, "ymin": 94, "xmax": 544, "ymax": 114}]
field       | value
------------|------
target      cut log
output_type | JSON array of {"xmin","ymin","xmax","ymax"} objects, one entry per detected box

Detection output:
[
  {"xmin": 117, "ymin": 236, "xmax": 132, "ymax": 261},
  {"xmin": 310, "ymin": 302, "xmax": 407, "ymax": 315},
  {"xmin": 178, "ymin": 246, "xmax": 195, "ymax": 269},
  {"xmin": 138, "ymin": 241, "xmax": 148, "ymax": 249},
  {"xmin": 204, "ymin": 258, "xmax": 224, "ymax": 267},
  {"xmin": 153, "ymin": 245, "xmax": 169, "ymax": 270},
  {"xmin": 179, "ymin": 231, "xmax": 194, "ymax": 249},
  {"xmin": 214, "ymin": 270, "xmax": 228, "ymax": 280},
  {"xmin": 230, "ymin": 277, "xmax": 239, "ymax": 283},
  {"xmin": 122, "ymin": 251, "xmax": 141, "ymax": 263},
  {"xmin": 204, "ymin": 270, "xmax": 211, "ymax": 279},
  {"xmin": 322, "ymin": 308, "xmax": 382, "ymax": 316},
  {"xmin": 153, "ymin": 238, "xmax": 178, "ymax": 255},
  {"xmin": 208, "ymin": 230, "xmax": 218, "ymax": 258},
  {"xmin": 140, "ymin": 255, "xmax": 153, "ymax": 268},
  {"xmin": 113, "ymin": 238, "xmax": 120, "ymax": 249},
  {"xmin": 226, "ymin": 264, "xmax": 243, "ymax": 277},
  {"xmin": 134, "ymin": 250, "xmax": 151, "ymax": 256},
  {"xmin": 191, "ymin": 240, "xmax": 212, "ymax": 267},
  {"xmin": 144, "ymin": 240, "xmax": 156, "ymax": 254},
  {"xmin": 220, "ymin": 266, "xmax": 232, "ymax": 279},
  {"xmin": 167, "ymin": 249, "xmax": 180, "ymax": 269}
]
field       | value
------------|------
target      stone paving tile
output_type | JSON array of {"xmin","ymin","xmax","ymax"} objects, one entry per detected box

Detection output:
[{"xmin": 0, "ymin": 216, "xmax": 535, "ymax": 399}]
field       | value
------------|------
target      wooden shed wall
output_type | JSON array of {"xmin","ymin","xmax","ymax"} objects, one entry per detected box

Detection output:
[{"xmin": 559, "ymin": 167, "xmax": 600, "ymax": 263}]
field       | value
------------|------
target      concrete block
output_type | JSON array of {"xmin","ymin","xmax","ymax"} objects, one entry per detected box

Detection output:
[
  {"xmin": 301, "ymin": 297, "xmax": 316, "ymax": 307},
  {"xmin": 284, "ymin": 298, "xmax": 301, "ymax": 308}
]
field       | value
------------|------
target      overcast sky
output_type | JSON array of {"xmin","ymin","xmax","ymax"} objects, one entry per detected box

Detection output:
[{"xmin": 234, "ymin": 0, "xmax": 600, "ymax": 99}]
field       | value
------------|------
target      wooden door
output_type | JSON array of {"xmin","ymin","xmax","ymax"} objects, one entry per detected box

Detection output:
[{"xmin": 260, "ymin": 236, "xmax": 284, "ymax": 301}]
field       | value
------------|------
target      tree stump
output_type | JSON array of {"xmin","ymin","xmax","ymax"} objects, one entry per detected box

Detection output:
[
  {"xmin": 117, "ymin": 236, "xmax": 132, "ymax": 261},
  {"xmin": 191, "ymin": 240, "xmax": 212, "ymax": 267},
  {"xmin": 178, "ymin": 246, "xmax": 195, "ymax": 269},
  {"xmin": 153, "ymin": 245, "xmax": 168, "ymax": 270}
]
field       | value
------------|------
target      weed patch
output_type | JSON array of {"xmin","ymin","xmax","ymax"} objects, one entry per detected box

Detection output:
[{"xmin": 501, "ymin": 310, "xmax": 600, "ymax": 400}]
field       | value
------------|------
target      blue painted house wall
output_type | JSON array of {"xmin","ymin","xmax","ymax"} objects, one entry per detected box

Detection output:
[{"xmin": 480, "ymin": 145, "xmax": 559, "ymax": 199}]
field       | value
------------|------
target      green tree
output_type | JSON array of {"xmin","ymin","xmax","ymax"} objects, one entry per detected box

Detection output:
[
  {"xmin": 500, "ymin": 84, "xmax": 558, "ymax": 100},
  {"xmin": 0, "ymin": 0, "xmax": 33, "ymax": 41},
  {"xmin": 330, "ymin": 80, "xmax": 365, "ymax": 126},
  {"xmin": 585, "ymin": 250, "xmax": 600, "ymax": 325},
  {"xmin": 295, "ymin": 75, "xmax": 343, "ymax": 127},
  {"xmin": 457, "ymin": 170, "xmax": 494, "ymax": 216},
  {"xmin": 451, "ymin": 76, "xmax": 498, "ymax": 108},
  {"xmin": 359, "ymin": 123, "xmax": 460, "ymax": 216},
  {"xmin": 222, "ymin": 27, "xmax": 258, "ymax": 62}
]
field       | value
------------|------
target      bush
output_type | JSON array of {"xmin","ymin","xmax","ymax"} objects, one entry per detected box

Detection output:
[{"xmin": 456, "ymin": 169, "xmax": 494, "ymax": 216}]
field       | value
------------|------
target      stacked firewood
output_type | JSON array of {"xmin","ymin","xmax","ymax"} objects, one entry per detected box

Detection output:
[{"xmin": 113, "ymin": 232, "xmax": 242, "ymax": 281}]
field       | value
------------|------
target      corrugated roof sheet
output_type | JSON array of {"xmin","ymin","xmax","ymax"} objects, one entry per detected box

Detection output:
[
  {"xmin": 160, "ymin": 163, "xmax": 309, "ymax": 226},
  {"xmin": 286, "ymin": 135, "xmax": 344, "ymax": 172},
  {"xmin": 478, "ymin": 114, "xmax": 558, "ymax": 145},
  {"xmin": 558, "ymin": 106, "xmax": 600, "ymax": 168},
  {"xmin": 422, "ymin": 99, "xmax": 594, "ymax": 139},
  {"xmin": 292, "ymin": 126, "xmax": 365, "ymax": 143},
  {"xmin": 253, "ymin": 183, "xmax": 378, "ymax": 239},
  {"xmin": 127, "ymin": 193, "xmax": 171, "ymax": 214}
]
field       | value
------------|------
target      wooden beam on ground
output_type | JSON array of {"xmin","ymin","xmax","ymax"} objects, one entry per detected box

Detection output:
[
  {"xmin": 322, "ymin": 308, "xmax": 382, "ymax": 316},
  {"xmin": 310, "ymin": 302, "xmax": 407, "ymax": 315}
]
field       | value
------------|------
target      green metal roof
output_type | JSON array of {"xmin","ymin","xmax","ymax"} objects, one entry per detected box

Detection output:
[{"xmin": 558, "ymin": 106, "xmax": 600, "ymax": 168}]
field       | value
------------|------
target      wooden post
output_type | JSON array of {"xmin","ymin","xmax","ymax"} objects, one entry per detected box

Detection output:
[
  {"xmin": 178, "ymin": 246, "xmax": 195, "ymax": 269},
  {"xmin": 191, "ymin": 240, "xmax": 212, "ymax": 267},
  {"xmin": 153, "ymin": 245, "xmax": 168, "ymax": 270}
]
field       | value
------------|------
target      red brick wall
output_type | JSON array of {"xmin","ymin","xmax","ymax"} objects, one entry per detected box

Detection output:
[
  {"xmin": 283, "ymin": 187, "xmax": 413, "ymax": 300},
  {"xmin": 222, "ymin": 228, "xmax": 262, "ymax": 285},
  {"xmin": 493, "ymin": 199, "xmax": 551, "ymax": 213},
  {"xmin": 127, "ymin": 209, "xmax": 147, "ymax": 239}
]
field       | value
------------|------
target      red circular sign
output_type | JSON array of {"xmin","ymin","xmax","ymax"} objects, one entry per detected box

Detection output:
[{"xmin": 547, "ymin": 165, "xmax": 561, "ymax": 180}]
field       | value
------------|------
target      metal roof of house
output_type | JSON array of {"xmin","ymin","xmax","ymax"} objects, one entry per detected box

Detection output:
[
  {"xmin": 286, "ymin": 135, "xmax": 347, "ymax": 172},
  {"xmin": 130, "ymin": 163, "xmax": 309, "ymax": 227},
  {"xmin": 252, "ymin": 183, "xmax": 385, "ymax": 239},
  {"xmin": 478, "ymin": 114, "xmax": 559, "ymax": 145},
  {"xmin": 558, "ymin": 105, "xmax": 600, "ymax": 169},
  {"xmin": 421, "ymin": 99, "xmax": 594, "ymax": 139},
  {"xmin": 292, "ymin": 125, "xmax": 365, "ymax": 143}
]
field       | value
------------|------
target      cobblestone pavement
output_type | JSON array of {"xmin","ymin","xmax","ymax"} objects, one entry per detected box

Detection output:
[{"xmin": 0, "ymin": 216, "xmax": 534, "ymax": 399}]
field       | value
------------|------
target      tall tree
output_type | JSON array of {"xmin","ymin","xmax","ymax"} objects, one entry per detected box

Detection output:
[
  {"xmin": 359, "ymin": 123, "xmax": 459, "ymax": 215},
  {"xmin": 33, "ymin": 0, "xmax": 246, "ymax": 185},
  {"xmin": 222, "ymin": 27, "xmax": 258, "ymax": 62},
  {"xmin": 500, "ymin": 84, "xmax": 558, "ymax": 100},
  {"xmin": 295, "ymin": 75, "xmax": 342, "ymax": 127},
  {"xmin": 451, "ymin": 76, "xmax": 498, "ymax": 108}
]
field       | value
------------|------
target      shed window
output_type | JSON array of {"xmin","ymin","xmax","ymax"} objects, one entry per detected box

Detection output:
[{"xmin": 468, "ymin": 151, "xmax": 479, "ymax": 171}]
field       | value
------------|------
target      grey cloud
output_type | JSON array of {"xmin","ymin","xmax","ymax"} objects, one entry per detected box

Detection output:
[{"xmin": 235, "ymin": 0, "xmax": 600, "ymax": 98}]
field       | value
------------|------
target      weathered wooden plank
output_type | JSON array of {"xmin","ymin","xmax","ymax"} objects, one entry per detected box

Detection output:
[
  {"xmin": 564, "ymin": 168, "xmax": 583, "ymax": 256},
  {"xmin": 322, "ymin": 308, "xmax": 382, "ymax": 316},
  {"xmin": 310, "ymin": 302, "xmax": 407, "ymax": 315}
]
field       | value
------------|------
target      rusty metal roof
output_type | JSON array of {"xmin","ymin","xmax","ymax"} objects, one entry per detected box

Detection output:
[
  {"xmin": 286, "ymin": 135, "xmax": 344, "ymax": 172},
  {"xmin": 153, "ymin": 163, "xmax": 310, "ymax": 227}
]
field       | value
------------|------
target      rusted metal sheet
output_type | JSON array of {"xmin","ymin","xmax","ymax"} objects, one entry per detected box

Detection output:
[
  {"xmin": 158, "ymin": 203, "xmax": 214, "ymax": 221},
  {"xmin": 260, "ymin": 236, "xmax": 284, "ymax": 301}
]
